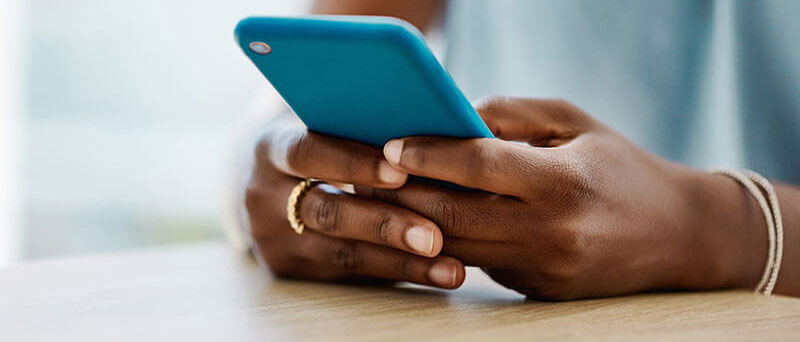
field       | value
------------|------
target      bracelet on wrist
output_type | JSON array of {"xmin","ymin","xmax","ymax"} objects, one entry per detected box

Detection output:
[{"xmin": 710, "ymin": 168, "xmax": 784, "ymax": 295}]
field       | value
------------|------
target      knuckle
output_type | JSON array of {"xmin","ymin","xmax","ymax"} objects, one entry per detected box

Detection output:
[
  {"xmin": 538, "ymin": 259, "xmax": 581, "ymax": 285},
  {"xmin": 372, "ymin": 212, "xmax": 393, "ymax": 244},
  {"xmin": 474, "ymin": 95, "xmax": 512, "ymax": 115},
  {"xmin": 515, "ymin": 227, "xmax": 588, "ymax": 301},
  {"xmin": 332, "ymin": 241, "xmax": 362, "ymax": 272},
  {"xmin": 542, "ymin": 222, "xmax": 588, "ymax": 264},
  {"xmin": 513, "ymin": 271, "xmax": 581, "ymax": 302},
  {"xmin": 311, "ymin": 192, "xmax": 342, "ymax": 233},
  {"xmin": 538, "ymin": 238, "xmax": 586, "ymax": 282},
  {"xmin": 285, "ymin": 131, "xmax": 312, "ymax": 174},
  {"xmin": 486, "ymin": 268, "xmax": 575, "ymax": 301},
  {"xmin": 545, "ymin": 98, "xmax": 582, "ymax": 118},
  {"xmin": 561, "ymin": 159, "xmax": 596, "ymax": 201},
  {"xmin": 558, "ymin": 154, "xmax": 591, "ymax": 184},
  {"xmin": 429, "ymin": 197, "xmax": 463, "ymax": 235},
  {"xmin": 532, "ymin": 153, "xmax": 595, "ymax": 203},
  {"xmin": 546, "ymin": 98, "xmax": 594, "ymax": 129},
  {"xmin": 468, "ymin": 140, "xmax": 499, "ymax": 179}
]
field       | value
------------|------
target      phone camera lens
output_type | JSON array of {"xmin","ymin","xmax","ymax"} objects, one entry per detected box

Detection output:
[{"xmin": 249, "ymin": 42, "xmax": 272, "ymax": 55}]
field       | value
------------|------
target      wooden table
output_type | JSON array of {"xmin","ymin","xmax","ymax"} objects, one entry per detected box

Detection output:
[{"xmin": 1, "ymin": 242, "xmax": 798, "ymax": 341}]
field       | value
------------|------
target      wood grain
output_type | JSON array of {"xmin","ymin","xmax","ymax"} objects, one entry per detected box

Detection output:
[{"xmin": 1, "ymin": 242, "xmax": 798, "ymax": 341}]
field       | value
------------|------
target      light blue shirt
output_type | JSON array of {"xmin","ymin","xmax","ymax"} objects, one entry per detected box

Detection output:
[{"xmin": 444, "ymin": 0, "xmax": 800, "ymax": 183}]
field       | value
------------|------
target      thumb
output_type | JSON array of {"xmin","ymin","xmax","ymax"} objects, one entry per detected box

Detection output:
[{"xmin": 473, "ymin": 96, "xmax": 597, "ymax": 146}]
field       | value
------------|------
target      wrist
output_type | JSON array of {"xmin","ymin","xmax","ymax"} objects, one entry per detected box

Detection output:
[{"xmin": 675, "ymin": 168, "xmax": 767, "ymax": 291}]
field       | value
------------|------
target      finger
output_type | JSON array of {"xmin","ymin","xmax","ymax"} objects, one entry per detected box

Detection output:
[
  {"xmin": 442, "ymin": 237, "xmax": 517, "ymax": 268},
  {"xmin": 473, "ymin": 96, "xmax": 596, "ymax": 145},
  {"xmin": 383, "ymin": 136, "xmax": 575, "ymax": 197},
  {"xmin": 259, "ymin": 126, "xmax": 407, "ymax": 188},
  {"xmin": 299, "ymin": 183, "xmax": 443, "ymax": 257},
  {"xmin": 299, "ymin": 231, "xmax": 466, "ymax": 289},
  {"xmin": 355, "ymin": 181, "xmax": 520, "ymax": 241}
]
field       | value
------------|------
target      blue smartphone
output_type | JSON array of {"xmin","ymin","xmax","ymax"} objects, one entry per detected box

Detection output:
[{"xmin": 234, "ymin": 16, "xmax": 494, "ymax": 147}]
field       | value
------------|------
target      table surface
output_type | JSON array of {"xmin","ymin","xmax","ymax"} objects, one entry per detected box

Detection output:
[{"xmin": 1, "ymin": 242, "xmax": 798, "ymax": 341}]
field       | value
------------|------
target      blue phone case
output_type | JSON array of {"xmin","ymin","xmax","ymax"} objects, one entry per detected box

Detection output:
[{"xmin": 235, "ymin": 16, "xmax": 494, "ymax": 147}]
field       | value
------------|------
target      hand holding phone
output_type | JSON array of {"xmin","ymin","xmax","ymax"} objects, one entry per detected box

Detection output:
[{"xmin": 237, "ymin": 16, "xmax": 472, "ymax": 290}]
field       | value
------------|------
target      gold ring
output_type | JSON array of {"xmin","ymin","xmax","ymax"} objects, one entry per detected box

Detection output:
[{"xmin": 286, "ymin": 179, "xmax": 319, "ymax": 234}]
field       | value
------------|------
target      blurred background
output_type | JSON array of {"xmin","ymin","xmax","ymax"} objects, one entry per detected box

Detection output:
[{"xmin": 1, "ymin": 0, "xmax": 311, "ymax": 264}]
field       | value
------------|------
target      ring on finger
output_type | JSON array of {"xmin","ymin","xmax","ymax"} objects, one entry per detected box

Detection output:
[{"xmin": 286, "ymin": 179, "xmax": 321, "ymax": 235}]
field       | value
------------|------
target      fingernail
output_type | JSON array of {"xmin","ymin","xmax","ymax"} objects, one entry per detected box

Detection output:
[
  {"xmin": 383, "ymin": 139, "xmax": 403, "ymax": 164},
  {"xmin": 378, "ymin": 160, "xmax": 406, "ymax": 184},
  {"xmin": 405, "ymin": 226, "xmax": 434, "ymax": 255},
  {"xmin": 428, "ymin": 262, "xmax": 457, "ymax": 288}
]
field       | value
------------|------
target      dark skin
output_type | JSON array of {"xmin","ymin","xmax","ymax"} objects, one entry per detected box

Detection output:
[
  {"xmin": 242, "ymin": 1, "xmax": 800, "ymax": 299},
  {"xmin": 246, "ymin": 110, "xmax": 464, "ymax": 288}
]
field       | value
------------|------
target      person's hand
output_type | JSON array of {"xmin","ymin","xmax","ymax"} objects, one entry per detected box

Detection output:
[
  {"xmin": 243, "ymin": 113, "xmax": 466, "ymax": 289},
  {"xmin": 361, "ymin": 97, "xmax": 768, "ymax": 300}
]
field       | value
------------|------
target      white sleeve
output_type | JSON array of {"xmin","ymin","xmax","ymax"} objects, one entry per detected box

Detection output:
[{"xmin": 221, "ymin": 89, "xmax": 288, "ymax": 253}]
